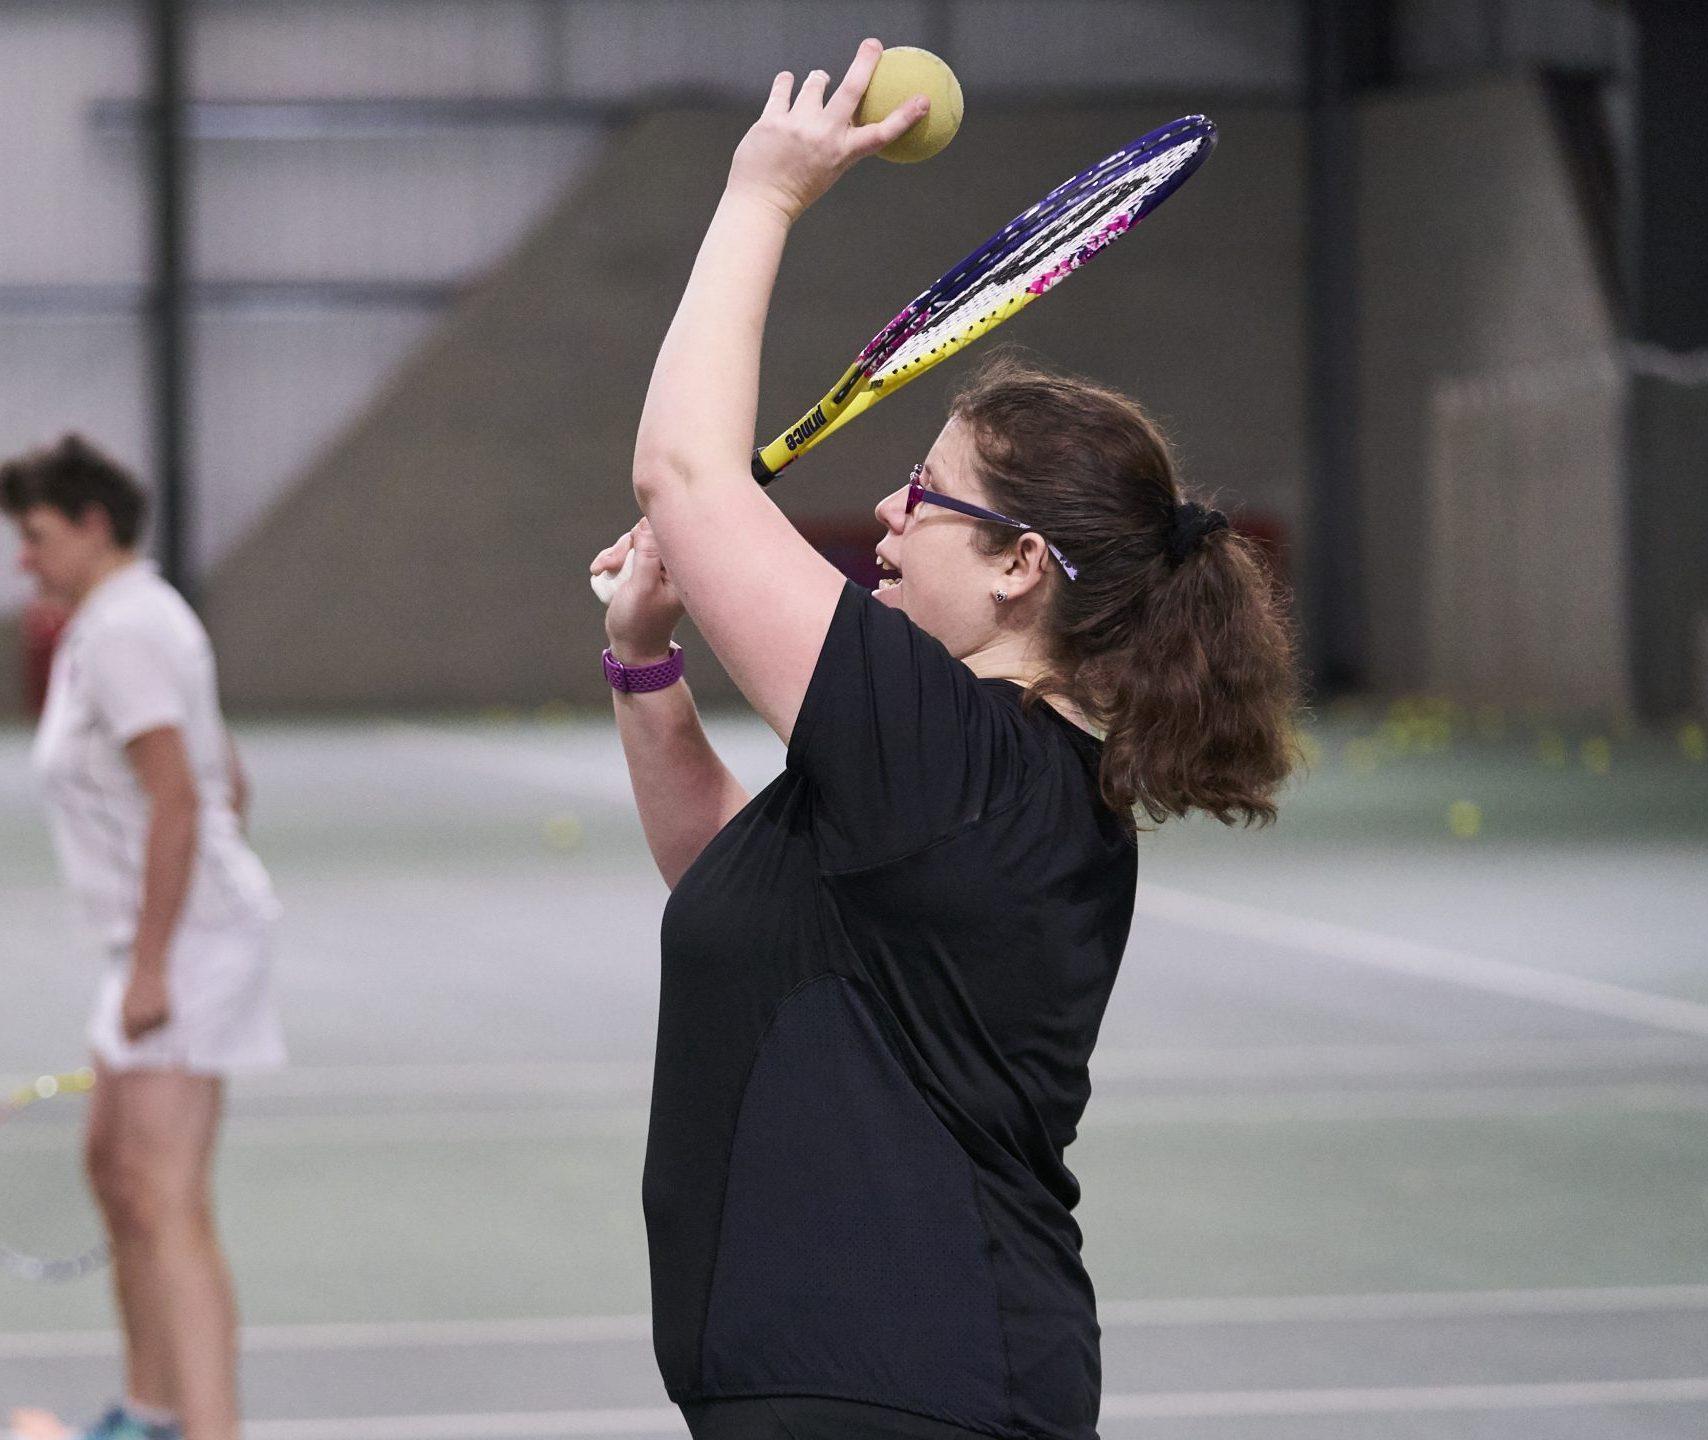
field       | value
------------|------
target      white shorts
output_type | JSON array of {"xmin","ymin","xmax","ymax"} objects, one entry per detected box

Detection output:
[{"xmin": 89, "ymin": 922, "xmax": 287, "ymax": 1075}]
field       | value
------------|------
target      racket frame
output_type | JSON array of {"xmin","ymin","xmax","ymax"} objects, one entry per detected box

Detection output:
[
  {"xmin": 0, "ymin": 1068, "xmax": 111, "ymax": 1283},
  {"xmin": 751, "ymin": 113, "xmax": 1217, "ymax": 485}
]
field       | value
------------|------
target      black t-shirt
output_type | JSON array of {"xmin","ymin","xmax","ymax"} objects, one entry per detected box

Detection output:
[{"xmin": 644, "ymin": 583, "xmax": 1138, "ymax": 1440}]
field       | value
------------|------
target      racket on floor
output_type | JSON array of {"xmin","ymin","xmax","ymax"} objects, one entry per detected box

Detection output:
[
  {"xmin": 751, "ymin": 112, "xmax": 1217, "ymax": 484},
  {"xmin": 592, "ymin": 114, "xmax": 1216, "ymax": 603},
  {"xmin": 0, "ymin": 1069, "xmax": 110, "ymax": 1283}
]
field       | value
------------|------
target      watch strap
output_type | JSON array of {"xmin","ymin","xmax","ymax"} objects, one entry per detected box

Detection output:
[{"xmin": 602, "ymin": 643, "xmax": 684, "ymax": 694}]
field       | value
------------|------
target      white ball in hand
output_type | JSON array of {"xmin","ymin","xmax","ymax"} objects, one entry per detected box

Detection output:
[{"xmin": 591, "ymin": 549, "xmax": 636, "ymax": 606}]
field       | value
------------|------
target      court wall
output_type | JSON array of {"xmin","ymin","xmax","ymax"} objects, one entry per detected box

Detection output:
[
  {"xmin": 197, "ymin": 98, "xmax": 1308, "ymax": 710},
  {"xmin": 1357, "ymin": 77, "xmax": 1628, "ymax": 711}
]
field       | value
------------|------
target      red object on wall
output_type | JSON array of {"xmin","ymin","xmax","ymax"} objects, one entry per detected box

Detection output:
[
  {"xmin": 1232, "ymin": 510, "xmax": 1290, "ymax": 596},
  {"xmin": 22, "ymin": 597, "xmax": 70, "ymax": 717}
]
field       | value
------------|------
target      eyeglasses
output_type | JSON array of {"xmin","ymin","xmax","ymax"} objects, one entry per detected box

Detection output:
[{"xmin": 905, "ymin": 464, "xmax": 1079, "ymax": 581}]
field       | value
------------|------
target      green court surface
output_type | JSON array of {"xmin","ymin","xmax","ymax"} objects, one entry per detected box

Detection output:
[{"xmin": 2, "ymin": 706, "xmax": 1706, "ymax": 1439}]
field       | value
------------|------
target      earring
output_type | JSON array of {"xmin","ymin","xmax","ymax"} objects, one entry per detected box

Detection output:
[{"xmin": 994, "ymin": 589, "xmax": 1007, "ymax": 604}]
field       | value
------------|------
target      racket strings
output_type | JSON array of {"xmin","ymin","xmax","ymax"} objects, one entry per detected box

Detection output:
[
  {"xmin": 870, "ymin": 138, "xmax": 1204, "ymax": 383},
  {"xmin": 0, "ymin": 1073, "xmax": 110, "ymax": 1283}
]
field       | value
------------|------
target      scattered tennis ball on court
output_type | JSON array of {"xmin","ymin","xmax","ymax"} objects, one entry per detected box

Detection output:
[
  {"xmin": 1474, "ymin": 705, "xmax": 1506, "ymax": 742},
  {"xmin": 1345, "ymin": 737, "xmax": 1379, "ymax": 775},
  {"xmin": 1448, "ymin": 800, "xmax": 1483, "ymax": 839},
  {"xmin": 537, "ymin": 699, "xmax": 573, "ymax": 724},
  {"xmin": 542, "ymin": 812, "xmax": 584, "ymax": 852},
  {"xmin": 857, "ymin": 45, "xmax": 963, "ymax": 163},
  {"xmin": 1580, "ymin": 736, "xmax": 1612, "ymax": 775},
  {"xmin": 1537, "ymin": 729, "xmax": 1568, "ymax": 768},
  {"xmin": 1680, "ymin": 722, "xmax": 1706, "ymax": 763},
  {"xmin": 1415, "ymin": 717, "xmax": 1450, "ymax": 755},
  {"xmin": 1378, "ymin": 718, "xmax": 1412, "ymax": 755}
]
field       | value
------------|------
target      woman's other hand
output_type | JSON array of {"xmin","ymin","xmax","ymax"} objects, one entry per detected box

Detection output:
[
  {"xmin": 596, "ymin": 519, "xmax": 684, "ymax": 662},
  {"xmin": 727, "ymin": 40, "xmax": 929, "ymax": 223},
  {"xmin": 121, "ymin": 967, "xmax": 171, "ymax": 1042}
]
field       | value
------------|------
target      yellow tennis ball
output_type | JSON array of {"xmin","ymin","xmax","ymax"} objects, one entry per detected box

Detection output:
[
  {"xmin": 1448, "ymin": 800, "xmax": 1483, "ymax": 839},
  {"xmin": 856, "ymin": 46, "xmax": 963, "ymax": 164}
]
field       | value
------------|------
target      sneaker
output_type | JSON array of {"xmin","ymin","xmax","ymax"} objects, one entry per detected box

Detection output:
[{"xmin": 80, "ymin": 1409, "xmax": 180, "ymax": 1440}]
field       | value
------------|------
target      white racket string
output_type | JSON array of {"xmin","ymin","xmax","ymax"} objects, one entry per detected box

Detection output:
[
  {"xmin": 871, "ymin": 137, "xmax": 1204, "ymax": 382},
  {"xmin": 0, "ymin": 1070, "xmax": 110, "ymax": 1283}
]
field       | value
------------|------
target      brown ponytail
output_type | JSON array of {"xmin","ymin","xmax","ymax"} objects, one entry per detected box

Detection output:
[{"xmin": 950, "ymin": 356, "xmax": 1300, "ymax": 830}]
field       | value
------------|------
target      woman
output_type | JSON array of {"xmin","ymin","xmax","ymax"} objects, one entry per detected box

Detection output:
[
  {"xmin": 592, "ymin": 42, "xmax": 1297, "ymax": 1440},
  {"xmin": 2, "ymin": 436, "xmax": 283, "ymax": 1440}
]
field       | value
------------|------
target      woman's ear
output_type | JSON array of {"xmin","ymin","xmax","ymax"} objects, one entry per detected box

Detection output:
[{"xmin": 1002, "ymin": 534, "xmax": 1052, "ymax": 598}]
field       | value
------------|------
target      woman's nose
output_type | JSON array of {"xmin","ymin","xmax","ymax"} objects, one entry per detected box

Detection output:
[{"xmin": 874, "ymin": 486, "xmax": 907, "ymax": 532}]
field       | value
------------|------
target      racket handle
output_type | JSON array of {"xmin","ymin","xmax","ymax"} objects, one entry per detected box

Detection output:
[{"xmin": 751, "ymin": 449, "xmax": 779, "ymax": 487}]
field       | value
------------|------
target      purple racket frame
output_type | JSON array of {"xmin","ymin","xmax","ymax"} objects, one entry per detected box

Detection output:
[
  {"xmin": 752, "ymin": 114, "xmax": 1217, "ymax": 484},
  {"xmin": 853, "ymin": 113, "xmax": 1218, "ymax": 380}
]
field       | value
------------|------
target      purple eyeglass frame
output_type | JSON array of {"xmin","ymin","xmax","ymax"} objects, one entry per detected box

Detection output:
[{"xmin": 906, "ymin": 464, "xmax": 1080, "ymax": 581}]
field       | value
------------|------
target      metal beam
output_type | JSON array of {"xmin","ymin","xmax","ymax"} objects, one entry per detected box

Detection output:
[
  {"xmin": 1625, "ymin": 0, "xmax": 1708, "ymax": 717},
  {"xmin": 0, "ymin": 281, "xmax": 460, "ymax": 319},
  {"xmin": 145, "ymin": 0, "xmax": 192, "ymax": 600},
  {"xmin": 1301, "ymin": 2, "xmax": 1361, "ymax": 692},
  {"xmin": 91, "ymin": 96, "xmax": 637, "ymax": 141}
]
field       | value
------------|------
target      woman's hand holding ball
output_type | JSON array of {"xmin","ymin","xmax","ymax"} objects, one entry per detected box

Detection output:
[
  {"xmin": 726, "ymin": 39, "xmax": 951, "ymax": 224},
  {"xmin": 592, "ymin": 519, "xmax": 683, "ymax": 663}
]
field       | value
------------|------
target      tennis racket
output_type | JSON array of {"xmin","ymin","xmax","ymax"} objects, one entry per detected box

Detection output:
[
  {"xmin": 592, "ymin": 113, "xmax": 1216, "ymax": 603},
  {"xmin": 0, "ymin": 1068, "xmax": 110, "ymax": 1283},
  {"xmin": 750, "ymin": 113, "xmax": 1217, "ymax": 484}
]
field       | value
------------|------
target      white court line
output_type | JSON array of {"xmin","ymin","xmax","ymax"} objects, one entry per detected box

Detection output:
[
  {"xmin": 383, "ymin": 725, "xmax": 784, "ymax": 808},
  {"xmin": 12, "ymin": 1081, "xmax": 1708, "ymax": 1155},
  {"xmin": 0, "ymin": 1108, "xmax": 651, "ymax": 1151},
  {"xmin": 12, "ymin": 1081, "xmax": 1707, "ymax": 1155},
  {"xmin": 8, "ymin": 1286, "xmax": 1708, "ymax": 1360},
  {"xmin": 1086, "ymin": 1080, "xmax": 1708, "ymax": 1124},
  {"xmin": 1099, "ymin": 1282, "xmax": 1708, "ymax": 1326},
  {"xmin": 247, "ymin": 1411, "xmax": 682, "ymax": 1440},
  {"xmin": 1092, "ymin": 1035, "xmax": 1708, "ymax": 1081},
  {"xmin": 194, "ymin": 1035, "xmax": 1708, "ymax": 1106},
  {"xmin": 232, "ymin": 1062, "xmax": 654, "ymax": 1100},
  {"xmin": 226, "ymin": 1378, "xmax": 1708, "ymax": 1438},
  {"xmin": 1137, "ymin": 884, "xmax": 1708, "ymax": 1040},
  {"xmin": 0, "ymin": 1315, "xmax": 653, "ymax": 1359},
  {"xmin": 1101, "ymin": 1376, "xmax": 1708, "ymax": 1418}
]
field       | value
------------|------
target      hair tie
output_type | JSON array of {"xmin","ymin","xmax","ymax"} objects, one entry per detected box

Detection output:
[{"xmin": 1165, "ymin": 500, "xmax": 1229, "ymax": 566}]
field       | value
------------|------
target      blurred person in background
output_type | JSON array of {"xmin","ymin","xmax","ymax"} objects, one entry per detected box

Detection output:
[{"xmin": 3, "ymin": 436, "xmax": 283, "ymax": 1440}]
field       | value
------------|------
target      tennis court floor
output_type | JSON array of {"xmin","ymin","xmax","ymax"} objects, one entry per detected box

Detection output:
[{"xmin": 4, "ymin": 705, "xmax": 1706, "ymax": 1439}]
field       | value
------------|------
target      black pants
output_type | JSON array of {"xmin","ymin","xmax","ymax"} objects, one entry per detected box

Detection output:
[{"xmin": 680, "ymin": 1396, "xmax": 992, "ymax": 1440}]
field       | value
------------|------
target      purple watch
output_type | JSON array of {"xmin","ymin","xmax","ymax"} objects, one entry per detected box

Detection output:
[{"xmin": 602, "ymin": 643, "xmax": 684, "ymax": 694}]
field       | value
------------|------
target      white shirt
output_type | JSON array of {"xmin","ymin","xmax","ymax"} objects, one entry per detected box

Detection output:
[{"xmin": 31, "ymin": 561, "xmax": 279, "ymax": 949}]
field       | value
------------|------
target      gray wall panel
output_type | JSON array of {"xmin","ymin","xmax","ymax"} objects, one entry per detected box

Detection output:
[
  {"xmin": 200, "ymin": 100, "xmax": 1303, "ymax": 710},
  {"xmin": 193, "ymin": 1, "xmax": 549, "ymax": 99},
  {"xmin": 0, "ymin": 7, "xmax": 145, "ymax": 284},
  {"xmin": 1357, "ymin": 78, "xmax": 1625, "ymax": 708},
  {"xmin": 0, "ymin": 318, "xmax": 150, "ymax": 614}
]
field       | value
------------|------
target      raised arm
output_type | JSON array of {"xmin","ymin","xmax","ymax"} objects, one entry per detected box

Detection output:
[{"xmin": 628, "ymin": 41, "xmax": 928, "ymax": 742}]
